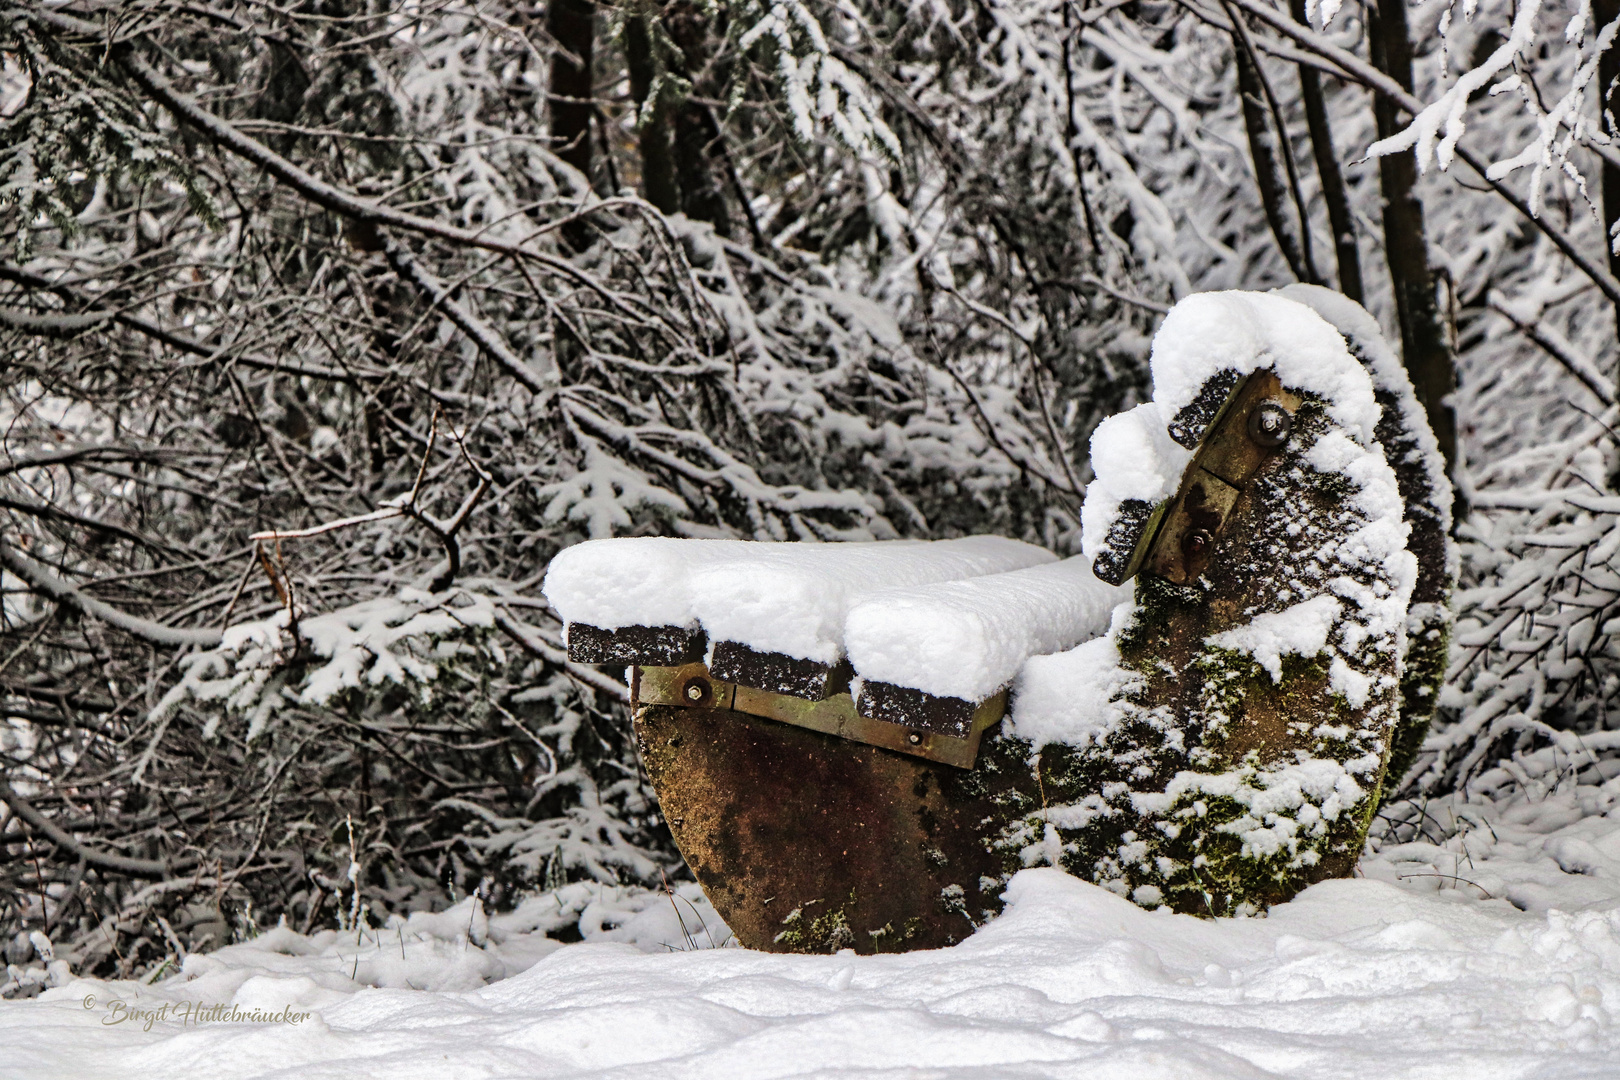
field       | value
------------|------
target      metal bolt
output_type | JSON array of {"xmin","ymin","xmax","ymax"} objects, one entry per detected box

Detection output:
[
  {"xmin": 1182, "ymin": 527, "xmax": 1214, "ymax": 558},
  {"xmin": 1247, "ymin": 401, "xmax": 1293, "ymax": 448},
  {"xmin": 683, "ymin": 677, "xmax": 710, "ymax": 703},
  {"xmin": 907, "ymin": 731, "xmax": 922, "ymax": 745}
]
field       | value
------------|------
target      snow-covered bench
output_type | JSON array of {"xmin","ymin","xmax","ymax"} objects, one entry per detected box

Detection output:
[
  {"xmin": 544, "ymin": 288, "xmax": 1453, "ymax": 953},
  {"xmin": 543, "ymin": 534, "xmax": 1125, "ymax": 764}
]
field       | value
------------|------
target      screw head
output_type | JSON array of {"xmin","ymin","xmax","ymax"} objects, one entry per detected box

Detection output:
[
  {"xmin": 1247, "ymin": 401, "xmax": 1293, "ymax": 448},
  {"xmin": 683, "ymin": 677, "xmax": 710, "ymax": 703},
  {"xmin": 1182, "ymin": 527, "xmax": 1214, "ymax": 558},
  {"xmin": 907, "ymin": 731, "xmax": 922, "ymax": 745}
]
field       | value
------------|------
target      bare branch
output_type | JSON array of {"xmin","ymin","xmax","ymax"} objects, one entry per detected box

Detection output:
[
  {"xmin": 0, "ymin": 543, "xmax": 222, "ymax": 647},
  {"xmin": 0, "ymin": 779, "xmax": 200, "ymax": 878}
]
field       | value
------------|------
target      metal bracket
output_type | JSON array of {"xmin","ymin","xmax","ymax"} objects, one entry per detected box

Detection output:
[
  {"xmin": 636, "ymin": 663, "xmax": 1005, "ymax": 769},
  {"xmin": 1094, "ymin": 370, "xmax": 1303, "ymax": 587},
  {"xmin": 854, "ymin": 679, "xmax": 986, "ymax": 739}
]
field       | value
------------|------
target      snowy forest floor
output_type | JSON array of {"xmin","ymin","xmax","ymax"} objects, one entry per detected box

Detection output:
[{"xmin": 4, "ymin": 783, "xmax": 1619, "ymax": 1079}]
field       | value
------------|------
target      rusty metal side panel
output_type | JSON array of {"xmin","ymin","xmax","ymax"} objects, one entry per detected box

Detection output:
[{"xmin": 635, "ymin": 703, "xmax": 1033, "ymax": 953}]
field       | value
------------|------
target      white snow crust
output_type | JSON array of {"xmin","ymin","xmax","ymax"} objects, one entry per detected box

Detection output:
[
  {"xmin": 542, "ymin": 536, "xmax": 1053, "ymax": 663},
  {"xmin": 10, "ymin": 784, "xmax": 1620, "ymax": 1080},
  {"xmin": 1204, "ymin": 594, "xmax": 1341, "ymax": 681},
  {"xmin": 1078, "ymin": 402, "xmax": 1191, "ymax": 563},
  {"xmin": 1009, "ymin": 599, "xmax": 1142, "ymax": 747},
  {"xmin": 1148, "ymin": 291, "xmax": 1383, "ymax": 444},
  {"xmin": 842, "ymin": 557, "xmax": 1129, "ymax": 701}
]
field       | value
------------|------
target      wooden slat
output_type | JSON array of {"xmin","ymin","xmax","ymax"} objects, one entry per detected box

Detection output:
[
  {"xmin": 565, "ymin": 622, "xmax": 706, "ymax": 666},
  {"xmin": 854, "ymin": 680, "xmax": 982, "ymax": 739},
  {"xmin": 709, "ymin": 640, "xmax": 850, "ymax": 700}
]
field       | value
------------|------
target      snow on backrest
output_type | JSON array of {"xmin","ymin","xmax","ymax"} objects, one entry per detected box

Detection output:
[
  {"xmin": 1080, "ymin": 290, "xmax": 1390, "ymax": 570},
  {"xmin": 1148, "ymin": 291, "xmax": 1382, "ymax": 443}
]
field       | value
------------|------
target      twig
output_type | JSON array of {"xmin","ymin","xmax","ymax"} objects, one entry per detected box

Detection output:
[
  {"xmin": 1396, "ymin": 871, "xmax": 1494, "ymax": 898},
  {"xmin": 0, "ymin": 618, "xmax": 53, "ymax": 683},
  {"xmin": 216, "ymin": 548, "xmax": 261, "ymax": 630},
  {"xmin": 1486, "ymin": 297, "xmax": 1617, "ymax": 405},
  {"xmin": 379, "ymin": 231, "xmax": 557, "ymax": 398},
  {"xmin": 921, "ymin": 322, "xmax": 1082, "ymax": 497},
  {"xmin": 249, "ymin": 506, "xmax": 405, "ymax": 542}
]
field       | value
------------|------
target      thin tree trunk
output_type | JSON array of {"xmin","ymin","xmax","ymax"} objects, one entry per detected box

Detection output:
[
  {"xmin": 1597, "ymin": 0, "xmax": 1620, "ymax": 347},
  {"xmin": 664, "ymin": 3, "xmax": 732, "ymax": 236},
  {"xmin": 1231, "ymin": 30, "xmax": 1311, "ymax": 282},
  {"xmin": 1367, "ymin": 0, "xmax": 1458, "ymax": 474},
  {"xmin": 707, "ymin": 105, "xmax": 768, "ymax": 249},
  {"xmin": 673, "ymin": 106, "xmax": 731, "ymax": 236},
  {"xmin": 1289, "ymin": 0, "xmax": 1364, "ymax": 304},
  {"xmin": 1239, "ymin": 17, "xmax": 1322, "ymax": 285},
  {"xmin": 1062, "ymin": 1, "xmax": 1104, "ymax": 258},
  {"xmin": 625, "ymin": 15, "xmax": 678, "ymax": 214},
  {"xmin": 547, "ymin": 0, "xmax": 595, "ymax": 181}
]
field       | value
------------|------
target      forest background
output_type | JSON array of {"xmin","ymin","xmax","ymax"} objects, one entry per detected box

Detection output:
[{"xmin": 1, "ymin": 0, "xmax": 1615, "ymax": 978}]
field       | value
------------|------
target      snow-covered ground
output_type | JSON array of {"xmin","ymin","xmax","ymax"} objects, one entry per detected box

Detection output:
[{"xmin": 5, "ymin": 783, "xmax": 1618, "ymax": 1079}]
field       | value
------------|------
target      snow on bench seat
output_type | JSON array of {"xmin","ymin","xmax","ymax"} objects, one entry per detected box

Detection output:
[
  {"xmin": 544, "ymin": 535, "xmax": 1054, "ymax": 695},
  {"xmin": 687, "ymin": 536, "xmax": 1054, "ymax": 697},
  {"xmin": 844, "ymin": 557, "xmax": 1128, "ymax": 736},
  {"xmin": 543, "ymin": 538, "xmax": 748, "ymax": 665}
]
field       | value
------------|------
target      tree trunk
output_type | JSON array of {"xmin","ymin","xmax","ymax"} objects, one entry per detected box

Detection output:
[
  {"xmin": 1289, "ymin": 0, "xmax": 1364, "ymax": 304},
  {"xmin": 1367, "ymin": 0, "xmax": 1458, "ymax": 474},
  {"xmin": 673, "ymin": 106, "xmax": 732, "ymax": 236},
  {"xmin": 625, "ymin": 15, "xmax": 678, "ymax": 214},
  {"xmin": 546, "ymin": 0, "xmax": 595, "ymax": 181},
  {"xmin": 664, "ymin": 4, "xmax": 732, "ymax": 236},
  {"xmin": 1597, "ymin": 0, "xmax": 1620, "ymax": 348}
]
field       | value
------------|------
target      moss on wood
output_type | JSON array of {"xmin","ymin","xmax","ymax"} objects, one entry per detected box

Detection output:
[{"xmin": 988, "ymin": 393, "xmax": 1404, "ymax": 916}]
